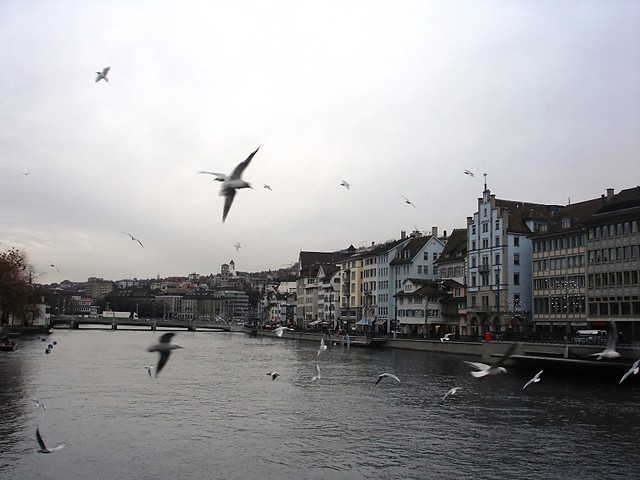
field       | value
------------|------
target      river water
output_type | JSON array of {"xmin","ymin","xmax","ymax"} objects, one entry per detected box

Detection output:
[{"xmin": 1, "ymin": 329, "xmax": 638, "ymax": 480}]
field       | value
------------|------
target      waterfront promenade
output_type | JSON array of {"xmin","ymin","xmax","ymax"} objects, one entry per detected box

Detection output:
[{"xmin": 252, "ymin": 327, "xmax": 638, "ymax": 378}]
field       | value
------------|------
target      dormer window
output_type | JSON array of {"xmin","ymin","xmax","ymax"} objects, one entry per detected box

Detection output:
[{"xmin": 561, "ymin": 218, "xmax": 571, "ymax": 229}]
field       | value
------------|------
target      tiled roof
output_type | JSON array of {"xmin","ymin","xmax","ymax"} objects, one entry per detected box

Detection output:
[
  {"xmin": 494, "ymin": 199, "xmax": 562, "ymax": 234},
  {"xmin": 437, "ymin": 228, "xmax": 467, "ymax": 262},
  {"xmin": 390, "ymin": 236, "xmax": 433, "ymax": 266},
  {"xmin": 531, "ymin": 197, "xmax": 603, "ymax": 237},
  {"xmin": 592, "ymin": 186, "xmax": 640, "ymax": 216}
]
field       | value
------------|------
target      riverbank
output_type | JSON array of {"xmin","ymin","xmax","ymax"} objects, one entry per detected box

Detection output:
[{"xmin": 247, "ymin": 328, "xmax": 637, "ymax": 378}]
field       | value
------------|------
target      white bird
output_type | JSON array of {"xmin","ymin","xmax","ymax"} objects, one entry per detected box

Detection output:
[
  {"xmin": 215, "ymin": 146, "xmax": 260, "ymax": 223},
  {"xmin": 263, "ymin": 184, "xmax": 272, "ymax": 190},
  {"xmin": 464, "ymin": 343, "xmax": 517, "ymax": 379},
  {"xmin": 312, "ymin": 363, "xmax": 321, "ymax": 381},
  {"xmin": 50, "ymin": 264, "xmax": 60, "ymax": 273},
  {"xmin": 375, "ymin": 373, "xmax": 401, "ymax": 386},
  {"xmin": 464, "ymin": 169, "xmax": 475, "ymax": 177},
  {"xmin": 274, "ymin": 326, "xmax": 293, "ymax": 338},
  {"xmin": 619, "ymin": 359, "xmax": 640, "ymax": 384},
  {"xmin": 317, "ymin": 337, "xmax": 327, "ymax": 356},
  {"xmin": 340, "ymin": 180, "xmax": 351, "ymax": 189},
  {"xmin": 402, "ymin": 195, "xmax": 417, "ymax": 208},
  {"xmin": 95, "ymin": 66, "xmax": 110, "ymax": 83},
  {"xmin": 147, "ymin": 333, "xmax": 183, "ymax": 377},
  {"xmin": 267, "ymin": 371, "xmax": 280, "ymax": 380},
  {"xmin": 144, "ymin": 366, "xmax": 153, "ymax": 378},
  {"xmin": 32, "ymin": 399, "xmax": 46, "ymax": 410},
  {"xmin": 442, "ymin": 387, "xmax": 462, "ymax": 401},
  {"xmin": 522, "ymin": 370, "xmax": 544, "ymax": 390},
  {"xmin": 584, "ymin": 321, "xmax": 621, "ymax": 360},
  {"xmin": 122, "ymin": 232, "xmax": 144, "ymax": 247},
  {"xmin": 36, "ymin": 429, "xmax": 65, "ymax": 453},
  {"xmin": 440, "ymin": 333, "xmax": 453, "ymax": 342},
  {"xmin": 234, "ymin": 243, "xmax": 241, "ymax": 251}
]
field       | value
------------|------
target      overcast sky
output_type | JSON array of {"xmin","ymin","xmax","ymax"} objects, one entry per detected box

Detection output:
[{"xmin": 1, "ymin": 1, "xmax": 638, "ymax": 284}]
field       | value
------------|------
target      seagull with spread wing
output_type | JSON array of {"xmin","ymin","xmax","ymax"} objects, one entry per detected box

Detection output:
[
  {"xmin": 201, "ymin": 146, "xmax": 260, "ymax": 222},
  {"xmin": 584, "ymin": 321, "xmax": 621, "ymax": 360},
  {"xmin": 122, "ymin": 232, "xmax": 144, "ymax": 247},
  {"xmin": 619, "ymin": 359, "xmax": 640, "ymax": 384},
  {"xmin": 147, "ymin": 333, "xmax": 183, "ymax": 377},
  {"xmin": 375, "ymin": 373, "xmax": 401, "ymax": 386},
  {"xmin": 464, "ymin": 343, "xmax": 518, "ymax": 379},
  {"xmin": 402, "ymin": 195, "xmax": 417, "ymax": 208},
  {"xmin": 36, "ymin": 429, "xmax": 65, "ymax": 453},
  {"xmin": 522, "ymin": 370, "xmax": 543, "ymax": 390},
  {"xmin": 95, "ymin": 66, "xmax": 110, "ymax": 82}
]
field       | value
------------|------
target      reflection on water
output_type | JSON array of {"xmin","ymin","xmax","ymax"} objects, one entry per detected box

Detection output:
[{"xmin": 1, "ymin": 330, "xmax": 639, "ymax": 480}]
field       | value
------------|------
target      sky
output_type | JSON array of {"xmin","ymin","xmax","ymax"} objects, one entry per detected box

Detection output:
[{"xmin": 1, "ymin": 0, "xmax": 639, "ymax": 284}]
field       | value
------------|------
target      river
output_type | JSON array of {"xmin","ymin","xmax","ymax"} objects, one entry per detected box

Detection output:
[{"xmin": 0, "ymin": 329, "xmax": 638, "ymax": 479}]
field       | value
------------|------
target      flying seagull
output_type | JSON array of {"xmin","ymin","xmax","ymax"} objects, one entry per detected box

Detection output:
[
  {"xmin": 375, "ymin": 373, "xmax": 401, "ymax": 386},
  {"xmin": 234, "ymin": 243, "xmax": 241, "ymax": 251},
  {"xmin": 442, "ymin": 387, "xmax": 462, "ymax": 401},
  {"xmin": 619, "ymin": 359, "xmax": 640, "ymax": 384},
  {"xmin": 147, "ymin": 333, "xmax": 183, "ymax": 377},
  {"xmin": 584, "ymin": 321, "xmax": 620, "ymax": 360},
  {"xmin": 317, "ymin": 336, "xmax": 327, "ymax": 356},
  {"xmin": 440, "ymin": 333, "xmax": 453, "ymax": 342},
  {"xmin": 267, "ymin": 371, "xmax": 280, "ymax": 380},
  {"xmin": 23, "ymin": 172, "xmax": 30, "ymax": 176},
  {"xmin": 312, "ymin": 363, "xmax": 321, "ymax": 381},
  {"xmin": 36, "ymin": 429, "xmax": 65, "ymax": 453},
  {"xmin": 144, "ymin": 366, "xmax": 153, "ymax": 378},
  {"xmin": 522, "ymin": 370, "xmax": 544, "ymax": 390},
  {"xmin": 95, "ymin": 66, "xmax": 110, "ymax": 83},
  {"xmin": 263, "ymin": 184, "xmax": 272, "ymax": 190},
  {"xmin": 402, "ymin": 195, "xmax": 417, "ymax": 208},
  {"xmin": 464, "ymin": 343, "xmax": 518, "ymax": 379},
  {"xmin": 122, "ymin": 232, "xmax": 144, "ymax": 247},
  {"xmin": 215, "ymin": 146, "xmax": 260, "ymax": 223},
  {"xmin": 50, "ymin": 264, "xmax": 60, "ymax": 273},
  {"xmin": 340, "ymin": 180, "xmax": 351, "ymax": 189},
  {"xmin": 274, "ymin": 326, "xmax": 293, "ymax": 338},
  {"xmin": 32, "ymin": 399, "xmax": 46, "ymax": 410},
  {"xmin": 464, "ymin": 169, "xmax": 475, "ymax": 177}
]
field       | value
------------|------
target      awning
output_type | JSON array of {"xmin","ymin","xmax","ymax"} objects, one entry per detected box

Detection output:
[
  {"xmin": 356, "ymin": 319, "xmax": 373, "ymax": 326},
  {"xmin": 308, "ymin": 320, "xmax": 321, "ymax": 326},
  {"xmin": 374, "ymin": 319, "xmax": 387, "ymax": 326},
  {"xmin": 399, "ymin": 318, "xmax": 426, "ymax": 325}
]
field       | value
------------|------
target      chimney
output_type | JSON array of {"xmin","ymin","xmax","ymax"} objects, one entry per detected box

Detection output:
[
  {"xmin": 443, "ymin": 230, "xmax": 447, "ymax": 238},
  {"xmin": 431, "ymin": 226, "xmax": 438, "ymax": 237},
  {"xmin": 606, "ymin": 188, "xmax": 614, "ymax": 200},
  {"xmin": 401, "ymin": 230, "xmax": 406, "ymax": 239}
]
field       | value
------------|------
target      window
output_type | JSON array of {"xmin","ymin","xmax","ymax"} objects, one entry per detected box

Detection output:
[
  {"xmin": 514, "ymin": 273, "xmax": 520, "ymax": 285},
  {"xmin": 514, "ymin": 253, "xmax": 520, "ymax": 265},
  {"xmin": 514, "ymin": 236, "xmax": 520, "ymax": 247}
]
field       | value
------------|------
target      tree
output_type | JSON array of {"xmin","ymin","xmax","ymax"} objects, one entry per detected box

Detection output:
[{"xmin": 0, "ymin": 248, "xmax": 37, "ymax": 325}]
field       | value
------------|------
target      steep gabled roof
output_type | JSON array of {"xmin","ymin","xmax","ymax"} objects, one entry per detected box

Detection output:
[
  {"xmin": 436, "ymin": 228, "xmax": 467, "ymax": 263},
  {"xmin": 390, "ymin": 235, "xmax": 433, "ymax": 266}
]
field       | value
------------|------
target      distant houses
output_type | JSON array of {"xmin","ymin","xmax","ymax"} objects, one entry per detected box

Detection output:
[{"xmin": 291, "ymin": 184, "xmax": 640, "ymax": 338}]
